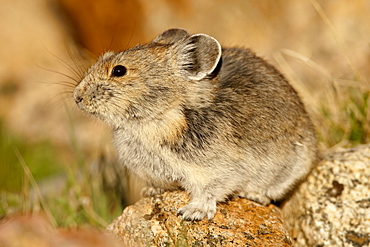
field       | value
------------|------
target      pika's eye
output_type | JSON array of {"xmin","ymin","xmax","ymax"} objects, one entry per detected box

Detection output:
[{"xmin": 111, "ymin": 65, "xmax": 127, "ymax": 77}]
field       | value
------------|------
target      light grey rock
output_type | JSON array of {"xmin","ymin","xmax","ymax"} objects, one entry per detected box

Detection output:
[{"xmin": 283, "ymin": 144, "xmax": 370, "ymax": 247}]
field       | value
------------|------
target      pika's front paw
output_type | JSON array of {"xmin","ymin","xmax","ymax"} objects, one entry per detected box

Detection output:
[
  {"xmin": 177, "ymin": 201, "xmax": 216, "ymax": 221},
  {"xmin": 141, "ymin": 186, "xmax": 165, "ymax": 197}
]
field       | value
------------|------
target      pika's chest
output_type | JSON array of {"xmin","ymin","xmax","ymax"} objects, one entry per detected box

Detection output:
[{"xmin": 112, "ymin": 128, "xmax": 185, "ymax": 183}]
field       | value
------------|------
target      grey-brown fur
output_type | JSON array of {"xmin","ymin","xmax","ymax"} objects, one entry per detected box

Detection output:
[{"xmin": 73, "ymin": 28, "xmax": 317, "ymax": 220}]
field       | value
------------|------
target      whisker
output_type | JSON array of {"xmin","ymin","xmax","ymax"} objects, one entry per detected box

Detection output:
[
  {"xmin": 49, "ymin": 90, "xmax": 74, "ymax": 102},
  {"xmin": 42, "ymin": 43, "xmax": 84, "ymax": 80},
  {"xmin": 64, "ymin": 43, "xmax": 93, "ymax": 79},
  {"xmin": 108, "ymin": 18, "xmax": 120, "ymax": 51},
  {"xmin": 37, "ymin": 80, "xmax": 76, "ymax": 89},
  {"xmin": 124, "ymin": 10, "xmax": 139, "ymax": 50},
  {"xmin": 55, "ymin": 81, "xmax": 76, "ymax": 88},
  {"xmin": 38, "ymin": 66, "xmax": 80, "ymax": 83},
  {"xmin": 39, "ymin": 89, "xmax": 75, "ymax": 113}
]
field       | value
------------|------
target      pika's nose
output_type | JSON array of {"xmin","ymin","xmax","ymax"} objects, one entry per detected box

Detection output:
[{"xmin": 74, "ymin": 95, "xmax": 83, "ymax": 104}]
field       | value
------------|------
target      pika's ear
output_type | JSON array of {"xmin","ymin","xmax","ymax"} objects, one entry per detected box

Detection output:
[
  {"xmin": 178, "ymin": 34, "xmax": 222, "ymax": 80},
  {"xmin": 153, "ymin": 28, "xmax": 190, "ymax": 45}
]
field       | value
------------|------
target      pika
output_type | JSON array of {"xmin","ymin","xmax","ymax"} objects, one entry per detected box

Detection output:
[{"xmin": 74, "ymin": 28, "xmax": 317, "ymax": 220}]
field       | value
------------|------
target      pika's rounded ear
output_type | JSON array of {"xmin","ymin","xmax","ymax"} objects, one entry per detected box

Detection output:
[
  {"xmin": 178, "ymin": 34, "xmax": 222, "ymax": 80},
  {"xmin": 153, "ymin": 28, "xmax": 190, "ymax": 45}
]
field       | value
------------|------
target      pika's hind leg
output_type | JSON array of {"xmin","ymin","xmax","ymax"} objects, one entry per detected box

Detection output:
[{"xmin": 238, "ymin": 191, "xmax": 271, "ymax": 206}]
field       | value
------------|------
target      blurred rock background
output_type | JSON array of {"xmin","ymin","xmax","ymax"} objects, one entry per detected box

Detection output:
[{"xmin": 0, "ymin": 0, "xmax": 369, "ymax": 228}]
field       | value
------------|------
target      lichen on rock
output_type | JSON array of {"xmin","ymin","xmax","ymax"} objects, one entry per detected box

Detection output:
[
  {"xmin": 106, "ymin": 190, "xmax": 292, "ymax": 246},
  {"xmin": 283, "ymin": 144, "xmax": 370, "ymax": 247}
]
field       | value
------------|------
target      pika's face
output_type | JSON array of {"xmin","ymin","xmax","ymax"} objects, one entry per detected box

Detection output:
[
  {"xmin": 73, "ymin": 45, "xmax": 184, "ymax": 127},
  {"xmin": 74, "ymin": 29, "xmax": 222, "ymax": 128}
]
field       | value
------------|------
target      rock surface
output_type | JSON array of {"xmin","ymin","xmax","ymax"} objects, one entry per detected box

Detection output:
[
  {"xmin": 106, "ymin": 191, "xmax": 292, "ymax": 246},
  {"xmin": 2, "ymin": 145, "xmax": 370, "ymax": 247},
  {"xmin": 283, "ymin": 144, "xmax": 370, "ymax": 247},
  {"xmin": 0, "ymin": 214, "xmax": 121, "ymax": 247}
]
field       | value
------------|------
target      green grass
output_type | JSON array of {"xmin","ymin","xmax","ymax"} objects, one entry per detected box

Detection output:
[
  {"xmin": 0, "ymin": 118, "xmax": 124, "ymax": 228},
  {"xmin": 0, "ymin": 121, "xmax": 62, "ymax": 192},
  {"xmin": 347, "ymin": 90, "xmax": 369, "ymax": 144},
  {"xmin": 317, "ymin": 88, "xmax": 370, "ymax": 148}
]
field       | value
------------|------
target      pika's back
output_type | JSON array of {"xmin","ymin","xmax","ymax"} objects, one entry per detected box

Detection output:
[{"xmin": 192, "ymin": 47, "xmax": 315, "ymax": 150}]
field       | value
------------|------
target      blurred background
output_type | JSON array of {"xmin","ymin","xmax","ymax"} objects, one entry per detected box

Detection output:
[{"xmin": 0, "ymin": 0, "xmax": 369, "ymax": 228}]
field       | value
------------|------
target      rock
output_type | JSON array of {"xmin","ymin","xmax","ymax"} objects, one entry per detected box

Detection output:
[
  {"xmin": 283, "ymin": 144, "xmax": 370, "ymax": 247},
  {"xmin": 106, "ymin": 190, "xmax": 292, "ymax": 246},
  {"xmin": 0, "ymin": 214, "xmax": 121, "ymax": 247}
]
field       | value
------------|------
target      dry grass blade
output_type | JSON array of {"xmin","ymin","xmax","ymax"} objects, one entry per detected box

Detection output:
[
  {"xmin": 13, "ymin": 147, "xmax": 57, "ymax": 228},
  {"xmin": 309, "ymin": 0, "xmax": 368, "ymax": 88}
]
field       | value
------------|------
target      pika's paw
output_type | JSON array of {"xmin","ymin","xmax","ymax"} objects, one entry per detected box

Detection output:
[
  {"xmin": 141, "ymin": 186, "xmax": 165, "ymax": 197},
  {"xmin": 177, "ymin": 201, "xmax": 216, "ymax": 221},
  {"xmin": 238, "ymin": 191, "xmax": 271, "ymax": 205}
]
